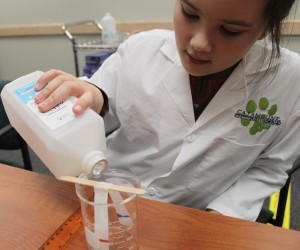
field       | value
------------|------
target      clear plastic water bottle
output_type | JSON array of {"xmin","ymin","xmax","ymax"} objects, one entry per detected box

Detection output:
[
  {"xmin": 1, "ymin": 71, "xmax": 107, "ymax": 178},
  {"xmin": 100, "ymin": 12, "xmax": 117, "ymax": 44}
]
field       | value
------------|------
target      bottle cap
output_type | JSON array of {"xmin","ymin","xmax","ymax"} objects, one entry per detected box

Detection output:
[{"xmin": 83, "ymin": 151, "xmax": 108, "ymax": 176}]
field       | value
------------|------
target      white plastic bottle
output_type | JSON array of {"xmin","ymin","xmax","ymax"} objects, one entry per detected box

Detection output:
[
  {"xmin": 100, "ymin": 12, "xmax": 117, "ymax": 44},
  {"xmin": 1, "ymin": 71, "xmax": 107, "ymax": 178}
]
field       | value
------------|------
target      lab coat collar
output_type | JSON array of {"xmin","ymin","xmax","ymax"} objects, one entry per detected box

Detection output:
[
  {"xmin": 160, "ymin": 32, "xmax": 194, "ymax": 126},
  {"xmin": 195, "ymin": 62, "xmax": 247, "ymax": 129},
  {"xmin": 159, "ymin": 33, "xmax": 277, "ymax": 130},
  {"xmin": 162, "ymin": 63, "xmax": 195, "ymax": 126},
  {"xmin": 160, "ymin": 32, "xmax": 248, "ymax": 128},
  {"xmin": 160, "ymin": 32, "xmax": 182, "ymax": 67},
  {"xmin": 240, "ymin": 37, "xmax": 280, "ymax": 88},
  {"xmin": 160, "ymin": 31, "xmax": 248, "ymax": 91},
  {"xmin": 160, "ymin": 33, "xmax": 278, "ymax": 90}
]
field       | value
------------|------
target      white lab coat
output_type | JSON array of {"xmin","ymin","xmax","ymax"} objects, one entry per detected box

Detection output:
[{"xmin": 90, "ymin": 29, "xmax": 300, "ymax": 221}]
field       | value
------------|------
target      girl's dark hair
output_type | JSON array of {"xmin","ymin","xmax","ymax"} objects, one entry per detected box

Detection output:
[{"xmin": 265, "ymin": 0, "xmax": 296, "ymax": 57}]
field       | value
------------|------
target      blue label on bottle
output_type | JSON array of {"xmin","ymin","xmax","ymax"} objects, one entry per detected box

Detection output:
[
  {"xmin": 14, "ymin": 80, "xmax": 38, "ymax": 104},
  {"xmin": 14, "ymin": 81, "xmax": 75, "ymax": 130}
]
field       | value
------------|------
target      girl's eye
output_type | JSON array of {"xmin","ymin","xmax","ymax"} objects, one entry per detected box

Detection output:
[
  {"xmin": 181, "ymin": 5, "xmax": 199, "ymax": 21},
  {"xmin": 220, "ymin": 26, "xmax": 243, "ymax": 37}
]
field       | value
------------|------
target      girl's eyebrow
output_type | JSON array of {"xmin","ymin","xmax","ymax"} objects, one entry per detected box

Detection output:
[
  {"xmin": 181, "ymin": 0, "xmax": 253, "ymax": 28},
  {"xmin": 181, "ymin": 0, "xmax": 198, "ymax": 11},
  {"xmin": 222, "ymin": 19, "xmax": 254, "ymax": 28}
]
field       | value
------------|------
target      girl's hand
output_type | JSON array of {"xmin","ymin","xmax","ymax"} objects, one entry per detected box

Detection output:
[{"xmin": 34, "ymin": 69, "xmax": 104, "ymax": 115}]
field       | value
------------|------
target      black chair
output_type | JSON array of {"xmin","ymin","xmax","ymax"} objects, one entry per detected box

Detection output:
[
  {"xmin": 0, "ymin": 81, "xmax": 33, "ymax": 171},
  {"xmin": 257, "ymin": 157, "xmax": 300, "ymax": 227}
]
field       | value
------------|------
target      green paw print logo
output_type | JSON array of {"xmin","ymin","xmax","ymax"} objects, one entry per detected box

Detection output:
[{"xmin": 235, "ymin": 97, "xmax": 281, "ymax": 135}]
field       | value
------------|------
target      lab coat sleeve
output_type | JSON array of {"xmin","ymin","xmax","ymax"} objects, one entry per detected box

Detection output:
[
  {"xmin": 88, "ymin": 41, "xmax": 127, "ymax": 134},
  {"xmin": 207, "ymin": 109, "xmax": 300, "ymax": 221}
]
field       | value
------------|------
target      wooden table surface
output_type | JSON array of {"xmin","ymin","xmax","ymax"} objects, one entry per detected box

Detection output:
[{"xmin": 1, "ymin": 163, "xmax": 300, "ymax": 250}]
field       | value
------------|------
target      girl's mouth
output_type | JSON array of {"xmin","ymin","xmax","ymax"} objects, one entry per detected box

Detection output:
[{"xmin": 185, "ymin": 51, "xmax": 210, "ymax": 65}]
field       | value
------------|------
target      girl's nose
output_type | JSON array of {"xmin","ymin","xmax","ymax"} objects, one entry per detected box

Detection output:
[{"xmin": 190, "ymin": 28, "xmax": 213, "ymax": 53}]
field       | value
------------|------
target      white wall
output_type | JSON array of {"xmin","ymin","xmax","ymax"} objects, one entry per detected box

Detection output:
[
  {"xmin": 0, "ymin": 0, "xmax": 299, "ymax": 80},
  {"xmin": 0, "ymin": 0, "xmax": 175, "ymax": 80},
  {"xmin": 0, "ymin": 0, "xmax": 174, "ymax": 25}
]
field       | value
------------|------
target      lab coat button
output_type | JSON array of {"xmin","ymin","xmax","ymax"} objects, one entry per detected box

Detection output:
[
  {"xmin": 185, "ymin": 134, "xmax": 195, "ymax": 143},
  {"xmin": 147, "ymin": 187, "xmax": 156, "ymax": 196}
]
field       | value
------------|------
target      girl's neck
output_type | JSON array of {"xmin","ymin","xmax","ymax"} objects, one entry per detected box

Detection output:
[
  {"xmin": 191, "ymin": 62, "xmax": 239, "ymax": 82},
  {"xmin": 189, "ymin": 62, "xmax": 240, "ymax": 120}
]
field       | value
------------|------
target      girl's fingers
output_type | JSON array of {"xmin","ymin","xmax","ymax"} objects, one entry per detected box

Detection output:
[
  {"xmin": 73, "ymin": 84, "xmax": 104, "ymax": 115},
  {"xmin": 37, "ymin": 80, "xmax": 103, "ymax": 114},
  {"xmin": 35, "ymin": 69, "xmax": 69, "ymax": 91},
  {"xmin": 34, "ymin": 69, "xmax": 104, "ymax": 114},
  {"xmin": 36, "ymin": 79, "xmax": 78, "ymax": 112},
  {"xmin": 35, "ymin": 73, "xmax": 77, "ymax": 106},
  {"xmin": 73, "ymin": 91, "xmax": 95, "ymax": 115}
]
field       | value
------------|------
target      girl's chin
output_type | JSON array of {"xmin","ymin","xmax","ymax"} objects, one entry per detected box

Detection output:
[
  {"xmin": 180, "ymin": 56, "xmax": 213, "ymax": 76},
  {"xmin": 182, "ymin": 63, "xmax": 212, "ymax": 77}
]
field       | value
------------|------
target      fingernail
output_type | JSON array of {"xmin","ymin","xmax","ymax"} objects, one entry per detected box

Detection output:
[
  {"xmin": 73, "ymin": 105, "xmax": 83, "ymax": 114},
  {"xmin": 35, "ymin": 93, "xmax": 44, "ymax": 102},
  {"xmin": 38, "ymin": 102, "xmax": 48, "ymax": 110},
  {"xmin": 34, "ymin": 82, "xmax": 42, "ymax": 91}
]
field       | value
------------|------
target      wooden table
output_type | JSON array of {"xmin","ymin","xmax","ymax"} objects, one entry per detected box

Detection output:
[{"xmin": 1, "ymin": 164, "xmax": 300, "ymax": 250}]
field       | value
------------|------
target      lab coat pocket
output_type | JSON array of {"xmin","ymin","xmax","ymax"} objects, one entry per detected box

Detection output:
[{"xmin": 187, "ymin": 137, "xmax": 266, "ymax": 195}]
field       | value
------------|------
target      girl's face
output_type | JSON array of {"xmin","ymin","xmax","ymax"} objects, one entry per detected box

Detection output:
[{"xmin": 174, "ymin": 0, "xmax": 269, "ymax": 76}]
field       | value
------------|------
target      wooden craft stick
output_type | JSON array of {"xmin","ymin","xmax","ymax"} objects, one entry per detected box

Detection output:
[{"xmin": 60, "ymin": 176, "xmax": 146, "ymax": 195}]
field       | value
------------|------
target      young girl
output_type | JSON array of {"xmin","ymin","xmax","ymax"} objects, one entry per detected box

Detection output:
[{"xmin": 34, "ymin": 0, "xmax": 299, "ymax": 221}]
